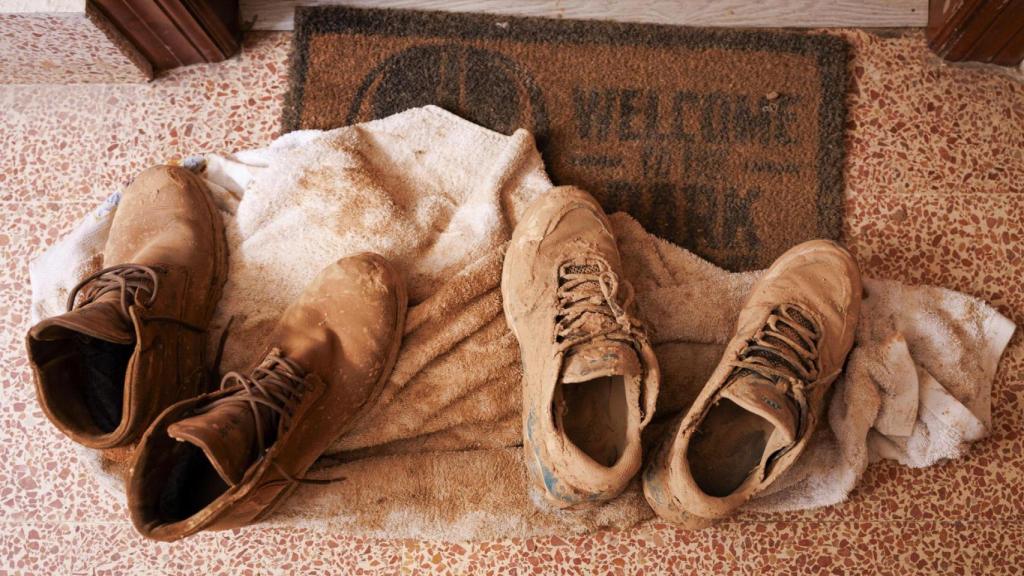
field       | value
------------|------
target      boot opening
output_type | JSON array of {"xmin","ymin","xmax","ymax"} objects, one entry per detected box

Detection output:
[
  {"xmin": 131, "ymin": 421, "xmax": 233, "ymax": 534},
  {"xmin": 29, "ymin": 329, "xmax": 133, "ymax": 435},
  {"xmin": 73, "ymin": 335, "xmax": 131, "ymax": 432},
  {"xmin": 157, "ymin": 443, "xmax": 230, "ymax": 522},
  {"xmin": 556, "ymin": 375, "xmax": 629, "ymax": 467},
  {"xmin": 687, "ymin": 400, "xmax": 774, "ymax": 497}
]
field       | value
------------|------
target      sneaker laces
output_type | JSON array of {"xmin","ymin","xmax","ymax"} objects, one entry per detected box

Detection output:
[
  {"xmin": 67, "ymin": 263, "xmax": 204, "ymax": 332},
  {"xmin": 554, "ymin": 257, "xmax": 646, "ymax": 354},
  {"xmin": 729, "ymin": 305, "xmax": 821, "ymax": 383},
  {"xmin": 196, "ymin": 348, "xmax": 340, "ymax": 486},
  {"xmin": 727, "ymin": 304, "xmax": 835, "ymax": 434}
]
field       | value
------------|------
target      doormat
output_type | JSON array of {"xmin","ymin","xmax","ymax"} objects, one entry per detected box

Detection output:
[{"xmin": 283, "ymin": 6, "xmax": 849, "ymax": 271}]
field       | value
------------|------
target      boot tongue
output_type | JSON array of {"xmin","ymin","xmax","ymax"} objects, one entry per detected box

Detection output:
[
  {"xmin": 39, "ymin": 292, "xmax": 134, "ymax": 344},
  {"xmin": 720, "ymin": 375, "xmax": 799, "ymax": 445},
  {"xmin": 166, "ymin": 402, "xmax": 275, "ymax": 486},
  {"xmin": 563, "ymin": 341, "xmax": 641, "ymax": 384}
]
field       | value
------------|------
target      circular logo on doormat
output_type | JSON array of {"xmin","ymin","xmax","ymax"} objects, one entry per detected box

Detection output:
[{"xmin": 346, "ymin": 44, "xmax": 549, "ymax": 142}]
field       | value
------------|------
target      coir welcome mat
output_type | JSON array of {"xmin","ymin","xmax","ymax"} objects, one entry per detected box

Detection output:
[{"xmin": 283, "ymin": 6, "xmax": 849, "ymax": 271}]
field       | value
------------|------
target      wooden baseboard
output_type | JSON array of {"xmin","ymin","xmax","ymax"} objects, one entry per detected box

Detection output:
[{"xmin": 242, "ymin": 0, "xmax": 929, "ymax": 31}]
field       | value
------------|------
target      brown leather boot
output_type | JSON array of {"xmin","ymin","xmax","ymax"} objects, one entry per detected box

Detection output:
[
  {"xmin": 642, "ymin": 240, "xmax": 862, "ymax": 526},
  {"xmin": 128, "ymin": 253, "xmax": 407, "ymax": 541},
  {"xmin": 26, "ymin": 166, "xmax": 227, "ymax": 449}
]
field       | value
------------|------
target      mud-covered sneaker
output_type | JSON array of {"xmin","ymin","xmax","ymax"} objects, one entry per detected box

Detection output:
[
  {"xmin": 502, "ymin": 186, "xmax": 659, "ymax": 509},
  {"xmin": 643, "ymin": 240, "xmax": 861, "ymax": 526}
]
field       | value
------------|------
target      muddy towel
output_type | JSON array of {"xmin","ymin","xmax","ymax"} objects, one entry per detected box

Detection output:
[{"xmin": 29, "ymin": 106, "xmax": 1015, "ymax": 539}]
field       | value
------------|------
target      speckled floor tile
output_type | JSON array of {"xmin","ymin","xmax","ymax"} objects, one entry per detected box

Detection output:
[
  {"xmin": 0, "ymin": 202, "xmax": 94, "ymax": 353},
  {"xmin": 0, "ymin": 522, "xmax": 74, "ymax": 574},
  {"xmin": 845, "ymin": 192, "xmax": 1019, "ymax": 312},
  {"xmin": 67, "ymin": 524, "xmax": 407, "ymax": 576},
  {"xmin": 0, "ymin": 202, "xmax": 98, "ymax": 527},
  {"xmin": 1, "ymin": 27, "xmax": 1023, "ymax": 575},
  {"xmin": 729, "ymin": 519, "xmax": 1024, "ymax": 575},
  {"xmin": 0, "ymin": 12, "xmax": 149, "ymax": 85},
  {"xmin": 0, "ymin": 363, "xmax": 83, "ymax": 525},
  {"xmin": 0, "ymin": 32, "xmax": 289, "ymax": 205},
  {"xmin": 840, "ymin": 29, "xmax": 1024, "ymax": 197}
]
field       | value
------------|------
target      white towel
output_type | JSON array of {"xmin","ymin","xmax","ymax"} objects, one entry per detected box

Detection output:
[{"xmin": 29, "ymin": 106, "xmax": 1015, "ymax": 539}]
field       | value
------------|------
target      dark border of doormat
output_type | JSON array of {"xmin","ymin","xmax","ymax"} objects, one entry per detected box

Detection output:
[{"xmin": 282, "ymin": 6, "xmax": 849, "ymax": 259}]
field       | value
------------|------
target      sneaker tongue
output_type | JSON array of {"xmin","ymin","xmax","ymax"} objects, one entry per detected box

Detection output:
[
  {"xmin": 41, "ymin": 292, "xmax": 134, "ymax": 344},
  {"xmin": 720, "ymin": 375, "xmax": 799, "ymax": 445},
  {"xmin": 166, "ymin": 402, "xmax": 275, "ymax": 486},
  {"xmin": 562, "ymin": 341, "xmax": 641, "ymax": 384},
  {"xmin": 561, "ymin": 261, "xmax": 602, "ymax": 276}
]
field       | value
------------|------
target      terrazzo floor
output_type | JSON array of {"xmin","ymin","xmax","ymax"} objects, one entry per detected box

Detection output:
[{"xmin": 1, "ymin": 28, "xmax": 1023, "ymax": 574}]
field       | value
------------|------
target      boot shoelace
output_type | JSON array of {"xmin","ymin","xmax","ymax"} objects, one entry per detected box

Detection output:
[
  {"xmin": 727, "ymin": 304, "xmax": 834, "ymax": 436},
  {"xmin": 554, "ymin": 256, "xmax": 647, "ymax": 354},
  {"xmin": 198, "ymin": 348, "xmax": 340, "ymax": 486},
  {"xmin": 67, "ymin": 263, "xmax": 205, "ymax": 332}
]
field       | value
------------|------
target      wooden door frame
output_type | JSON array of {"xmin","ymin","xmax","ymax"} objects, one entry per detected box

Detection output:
[{"xmin": 89, "ymin": 0, "xmax": 239, "ymax": 71}]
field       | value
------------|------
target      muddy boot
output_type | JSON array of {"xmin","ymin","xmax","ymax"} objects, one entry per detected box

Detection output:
[
  {"xmin": 26, "ymin": 166, "xmax": 228, "ymax": 449},
  {"xmin": 128, "ymin": 253, "xmax": 407, "ymax": 541},
  {"xmin": 643, "ymin": 240, "xmax": 862, "ymax": 526},
  {"xmin": 502, "ymin": 186, "xmax": 659, "ymax": 509}
]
